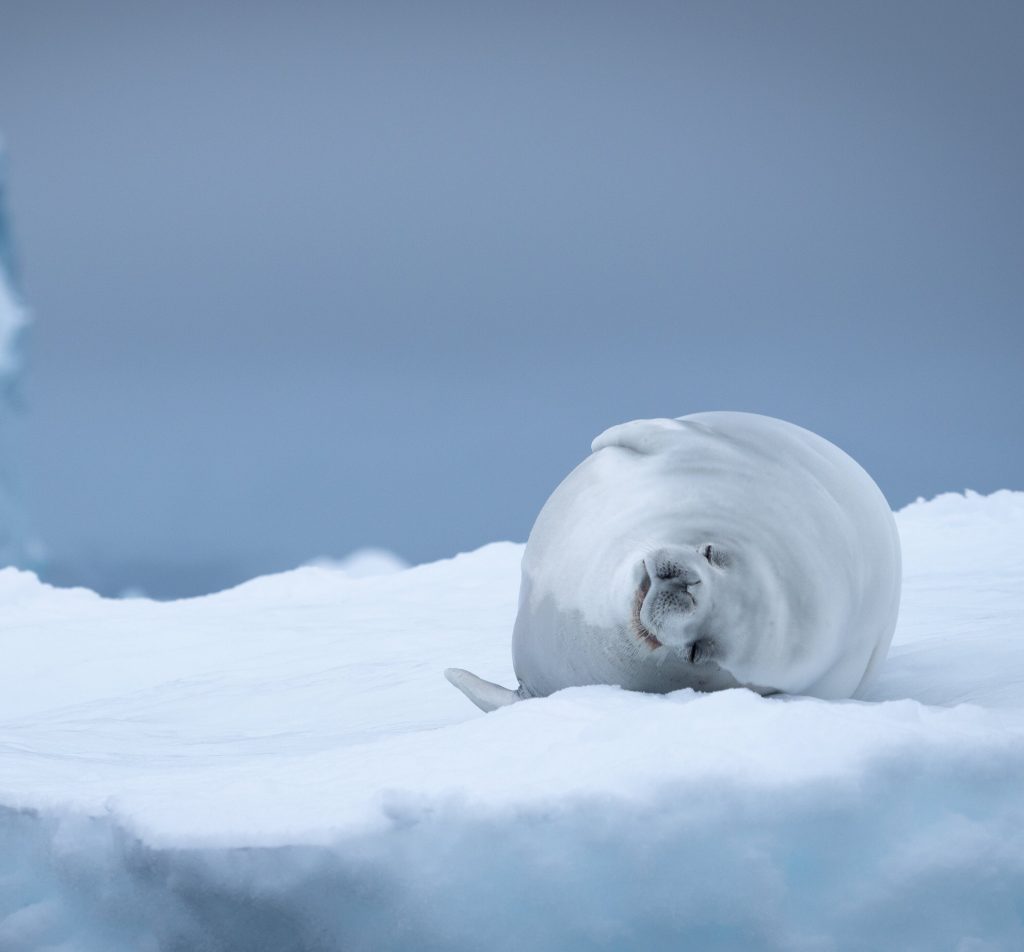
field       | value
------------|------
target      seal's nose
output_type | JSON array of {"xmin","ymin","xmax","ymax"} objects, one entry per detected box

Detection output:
[{"xmin": 639, "ymin": 548, "xmax": 705, "ymax": 638}]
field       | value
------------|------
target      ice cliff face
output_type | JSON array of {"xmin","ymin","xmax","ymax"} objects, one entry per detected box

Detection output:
[{"xmin": 0, "ymin": 142, "xmax": 33, "ymax": 567}]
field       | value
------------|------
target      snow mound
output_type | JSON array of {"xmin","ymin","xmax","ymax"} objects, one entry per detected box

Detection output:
[
  {"xmin": 303, "ymin": 547, "xmax": 410, "ymax": 577},
  {"xmin": 1, "ymin": 494, "xmax": 1023, "ymax": 949}
]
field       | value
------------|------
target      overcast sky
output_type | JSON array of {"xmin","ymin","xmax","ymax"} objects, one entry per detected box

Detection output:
[{"xmin": 0, "ymin": 1, "xmax": 1022, "ymax": 596}]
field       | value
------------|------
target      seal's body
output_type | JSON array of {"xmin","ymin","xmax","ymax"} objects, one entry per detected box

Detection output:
[{"xmin": 447, "ymin": 412, "xmax": 901, "ymax": 711}]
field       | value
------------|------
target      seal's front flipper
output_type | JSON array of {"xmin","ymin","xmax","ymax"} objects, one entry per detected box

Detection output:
[{"xmin": 444, "ymin": 668, "xmax": 522, "ymax": 713}]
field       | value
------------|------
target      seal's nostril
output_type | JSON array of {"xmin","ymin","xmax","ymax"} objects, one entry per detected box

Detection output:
[
  {"xmin": 647, "ymin": 550, "xmax": 705, "ymax": 587},
  {"xmin": 654, "ymin": 558, "xmax": 689, "ymax": 581}
]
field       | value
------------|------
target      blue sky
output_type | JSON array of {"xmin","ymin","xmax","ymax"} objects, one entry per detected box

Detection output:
[{"xmin": 0, "ymin": 1, "xmax": 1021, "ymax": 596}]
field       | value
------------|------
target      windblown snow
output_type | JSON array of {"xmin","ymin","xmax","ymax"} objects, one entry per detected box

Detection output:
[{"xmin": 2, "ymin": 491, "xmax": 1023, "ymax": 951}]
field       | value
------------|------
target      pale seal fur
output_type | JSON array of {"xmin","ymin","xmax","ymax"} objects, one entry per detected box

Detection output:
[{"xmin": 447, "ymin": 412, "xmax": 901, "ymax": 711}]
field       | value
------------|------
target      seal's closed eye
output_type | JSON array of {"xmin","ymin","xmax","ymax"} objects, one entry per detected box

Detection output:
[{"xmin": 700, "ymin": 544, "xmax": 730, "ymax": 568}]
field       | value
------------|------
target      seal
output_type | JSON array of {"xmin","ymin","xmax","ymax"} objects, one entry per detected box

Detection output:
[{"xmin": 446, "ymin": 412, "xmax": 901, "ymax": 711}]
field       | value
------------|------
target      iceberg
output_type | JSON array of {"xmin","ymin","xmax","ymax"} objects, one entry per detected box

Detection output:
[
  {"xmin": 0, "ymin": 144, "xmax": 27, "ymax": 385},
  {"xmin": 1, "ymin": 492, "xmax": 1023, "ymax": 949},
  {"xmin": 0, "ymin": 142, "xmax": 33, "ymax": 570}
]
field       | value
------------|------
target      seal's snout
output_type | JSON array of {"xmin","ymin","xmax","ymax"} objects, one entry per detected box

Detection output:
[{"xmin": 637, "ymin": 547, "xmax": 707, "ymax": 642}]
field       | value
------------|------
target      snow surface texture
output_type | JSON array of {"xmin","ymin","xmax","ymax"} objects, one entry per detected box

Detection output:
[{"xmin": 1, "ymin": 492, "xmax": 1023, "ymax": 951}]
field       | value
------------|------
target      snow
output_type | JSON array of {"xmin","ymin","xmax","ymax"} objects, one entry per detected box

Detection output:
[
  {"xmin": 303, "ymin": 547, "xmax": 410, "ymax": 577},
  {"xmin": 1, "ymin": 492, "xmax": 1024, "ymax": 949}
]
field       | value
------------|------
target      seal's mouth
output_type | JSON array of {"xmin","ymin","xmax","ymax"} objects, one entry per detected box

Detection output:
[{"xmin": 631, "ymin": 565, "xmax": 662, "ymax": 649}]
